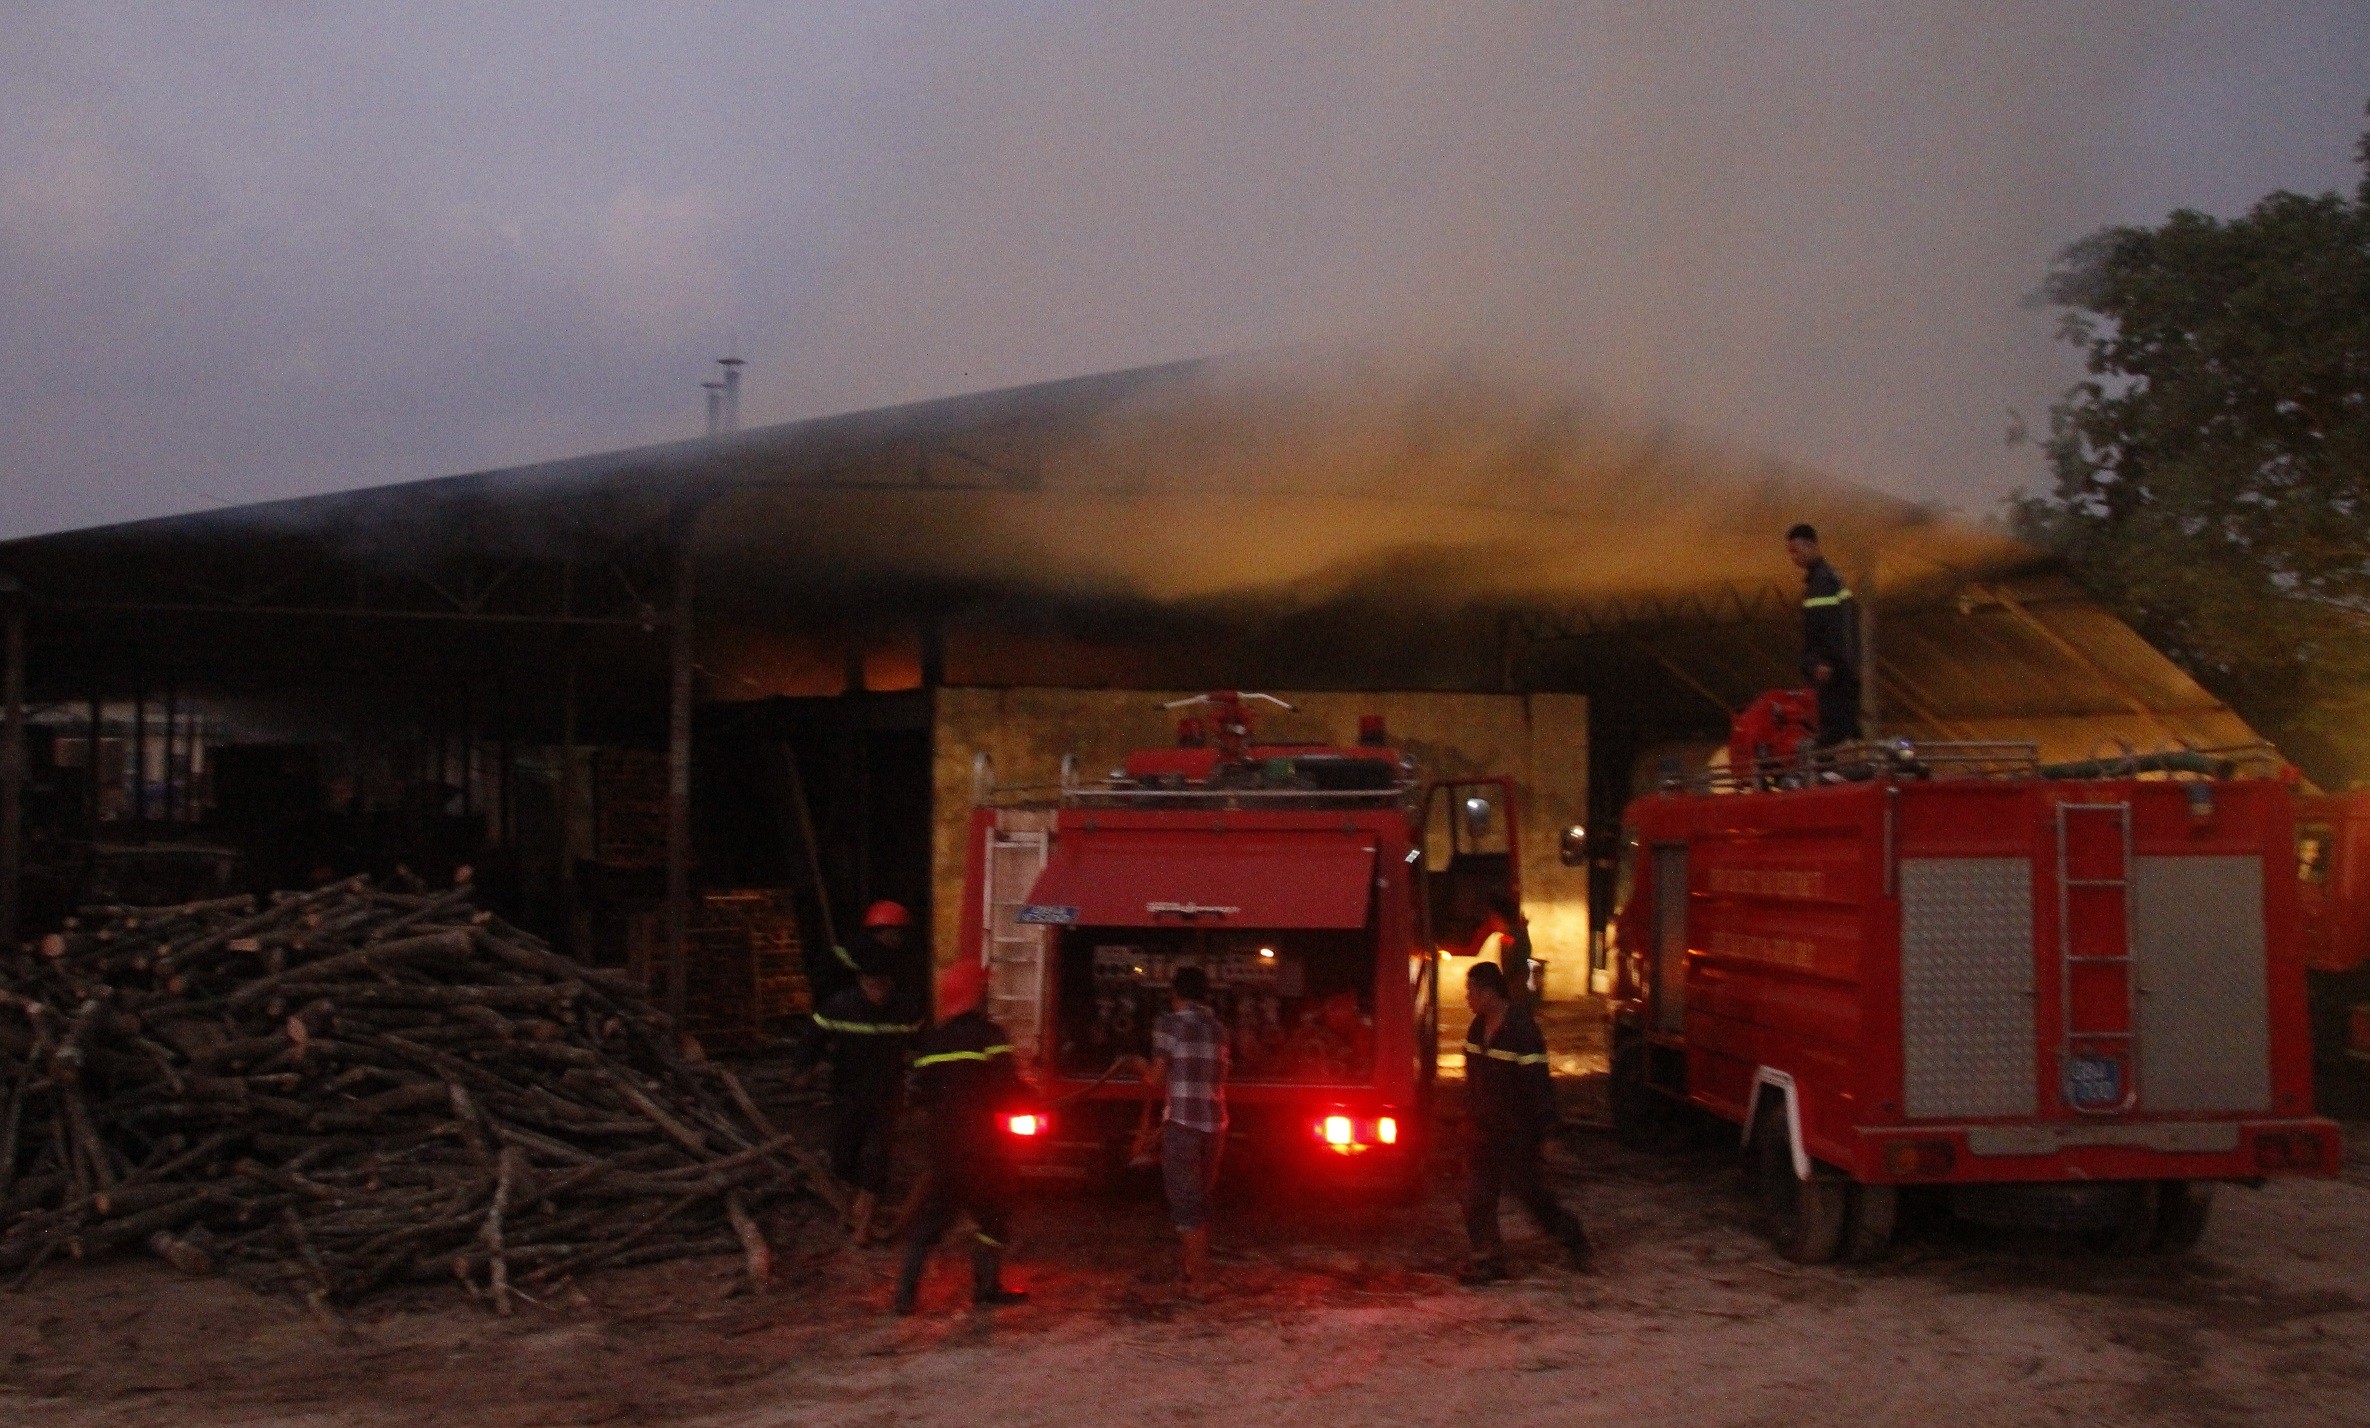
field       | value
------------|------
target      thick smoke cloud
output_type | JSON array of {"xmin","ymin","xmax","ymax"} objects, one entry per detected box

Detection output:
[{"xmin": 2, "ymin": 3, "xmax": 2366, "ymax": 538}]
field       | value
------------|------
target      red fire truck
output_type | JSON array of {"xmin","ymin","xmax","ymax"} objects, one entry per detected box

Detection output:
[
  {"xmin": 1608, "ymin": 734, "xmax": 2341, "ymax": 1262},
  {"xmin": 2299, "ymin": 791, "xmax": 2370, "ymax": 1070},
  {"xmin": 957, "ymin": 693, "xmax": 1521, "ymax": 1189}
]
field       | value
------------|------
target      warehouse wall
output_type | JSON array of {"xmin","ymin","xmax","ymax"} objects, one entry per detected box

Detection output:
[{"xmin": 930, "ymin": 688, "xmax": 1592, "ymax": 1000}]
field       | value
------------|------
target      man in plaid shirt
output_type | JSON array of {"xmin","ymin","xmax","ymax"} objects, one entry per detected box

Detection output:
[{"xmin": 1146, "ymin": 964, "xmax": 1229, "ymax": 1295}]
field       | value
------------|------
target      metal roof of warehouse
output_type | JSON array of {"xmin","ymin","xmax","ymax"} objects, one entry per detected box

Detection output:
[{"xmin": 0, "ymin": 355, "xmax": 2256, "ymax": 762}]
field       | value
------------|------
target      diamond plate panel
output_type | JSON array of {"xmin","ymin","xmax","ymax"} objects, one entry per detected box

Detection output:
[
  {"xmin": 2133, "ymin": 856, "xmax": 2270, "ymax": 1113},
  {"xmin": 1901, "ymin": 858, "xmax": 2035, "ymax": 1119}
]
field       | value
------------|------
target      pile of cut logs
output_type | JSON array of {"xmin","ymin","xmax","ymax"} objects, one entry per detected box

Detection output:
[{"xmin": 0, "ymin": 876, "xmax": 838, "ymax": 1311}]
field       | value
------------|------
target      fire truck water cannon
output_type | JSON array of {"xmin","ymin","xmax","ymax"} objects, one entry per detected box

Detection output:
[
  {"xmin": 1611, "ymin": 692, "xmax": 2337, "ymax": 1264},
  {"xmin": 1161, "ymin": 691, "xmax": 1294, "ymax": 763},
  {"xmin": 1115, "ymin": 693, "xmax": 1410, "ymax": 796}
]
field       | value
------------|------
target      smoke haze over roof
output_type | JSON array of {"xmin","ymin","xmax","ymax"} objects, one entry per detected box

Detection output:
[{"xmin": 3, "ymin": 3, "xmax": 2366, "ymax": 539}]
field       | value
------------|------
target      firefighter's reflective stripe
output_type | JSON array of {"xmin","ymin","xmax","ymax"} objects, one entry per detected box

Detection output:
[
  {"xmin": 912, "ymin": 1044, "xmax": 1015, "ymax": 1068},
  {"xmin": 813, "ymin": 1015, "xmax": 923, "ymax": 1035},
  {"xmin": 1802, "ymin": 588, "xmax": 1854, "ymax": 608},
  {"xmin": 831, "ymin": 943, "xmax": 862, "ymax": 971},
  {"xmin": 1464, "ymin": 1040, "xmax": 1549, "ymax": 1066}
]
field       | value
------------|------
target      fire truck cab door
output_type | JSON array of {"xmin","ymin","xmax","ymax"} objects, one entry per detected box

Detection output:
[
  {"xmin": 1650, "ymin": 844, "xmax": 1689, "ymax": 1034},
  {"xmin": 1421, "ymin": 779, "xmax": 1520, "ymax": 952}
]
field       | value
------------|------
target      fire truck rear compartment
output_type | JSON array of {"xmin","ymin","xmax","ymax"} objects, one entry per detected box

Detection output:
[
  {"xmin": 1050, "ymin": 924, "xmax": 1380, "ymax": 1083},
  {"xmin": 1899, "ymin": 843, "xmax": 2273, "ymax": 1124}
]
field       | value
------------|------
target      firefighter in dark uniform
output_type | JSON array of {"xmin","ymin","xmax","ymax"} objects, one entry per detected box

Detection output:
[
  {"xmin": 794, "ymin": 943, "xmax": 921, "ymax": 1246},
  {"xmin": 1459, "ymin": 960, "xmax": 1590, "ymax": 1282},
  {"xmin": 893, "ymin": 956, "xmax": 1030, "ymax": 1315},
  {"xmin": 819, "ymin": 898, "xmax": 922, "ymax": 1004},
  {"xmin": 1786, "ymin": 522, "xmax": 1862, "ymax": 747}
]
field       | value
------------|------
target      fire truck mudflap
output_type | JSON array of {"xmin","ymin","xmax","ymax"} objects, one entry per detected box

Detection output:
[{"xmin": 1610, "ymin": 736, "xmax": 2341, "ymax": 1262}]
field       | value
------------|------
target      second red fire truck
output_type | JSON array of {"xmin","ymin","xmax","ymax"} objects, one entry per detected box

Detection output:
[
  {"xmin": 1609, "ymin": 730, "xmax": 2342, "ymax": 1261},
  {"xmin": 2298, "ymin": 791, "xmax": 2370, "ymax": 1074}
]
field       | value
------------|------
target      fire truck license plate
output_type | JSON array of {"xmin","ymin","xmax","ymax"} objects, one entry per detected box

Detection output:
[{"xmin": 2067, "ymin": 1055, "xmax": 2122, "ymax": 1110}]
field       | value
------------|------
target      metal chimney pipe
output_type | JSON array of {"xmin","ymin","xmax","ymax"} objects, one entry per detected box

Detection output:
[
  {"xmin": 703, "ymin": 380, "xmax": 725, "ymax": 438},
  {"xmin": 719, "ymin": 356, "xmax": 744, "ymax": 433}
]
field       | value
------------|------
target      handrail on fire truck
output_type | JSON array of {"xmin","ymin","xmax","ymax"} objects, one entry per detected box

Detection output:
[
  {"xmin": 1060, "ymin": 781, "xmax": 1419, "ymax": 808},
  {"xmin": 968, "ymin": 749, "xmax": 1420, "ymax": 811},
  {"xmin": 1162, "ymin": 691, "xmax": 1299, "ymax": 713},
  {"xmin": 1678, "ymin": 738, "xmax": 2288, "ymax": 796}
]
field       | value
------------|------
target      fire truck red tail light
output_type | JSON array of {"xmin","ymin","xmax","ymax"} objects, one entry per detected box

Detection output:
[
  {"xmin": 2254, "ymin": 1130, "xmax": 2325, "ymax": 1171},
  {"xmin": 1376, "ymin": 1116, "xmax": 1398, "ymax": 1145},
  {"xmin": 1006, "ymin": 1114, "xmax": 1044, "ymax": 1138},
  {"xmin": 1882, "ymin": 1139, "xmax": 1957, "ymax": 1178},
  {"xmin": 1321, "ymin": 1115, "xmax": 1353, "ymax": 1146}
]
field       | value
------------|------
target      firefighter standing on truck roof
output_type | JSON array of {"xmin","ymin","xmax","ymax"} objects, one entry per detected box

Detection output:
[
  {"xmin": 1459, "ymin": 960, "xmax": 1590, "ymax": 1283},
  {"xmin": 1786, "ymin": 522, "xmax": 1862, "ymax": 747},
  {"xmin": 893, "ymin": 957, "xmax": 1030, "ymax": 1316},
  {"xmin": 794, "ymin": 922, "xmax": 922, "ymax": 1247}
]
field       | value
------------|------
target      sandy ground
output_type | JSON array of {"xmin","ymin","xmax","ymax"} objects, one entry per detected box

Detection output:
[{"xmin": 4, "ymin": 1019, "xmax": 2366, "ymax": 1428}]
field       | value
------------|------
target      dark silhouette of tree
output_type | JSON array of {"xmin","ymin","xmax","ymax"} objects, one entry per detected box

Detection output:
[{"xmin": 2015, "ymin": 106, "xmax": 2370, "ymax": 788}]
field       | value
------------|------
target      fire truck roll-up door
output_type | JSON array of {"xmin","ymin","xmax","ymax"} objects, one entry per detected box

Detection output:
[
  {"xmin": 1900, "ymin": 858, "xmax": 2037, "ymax": 1119},
  {"xmin": 2132, "ymin": 856, "xmax": 2271, "ymax": 1113},
  {"xmin": 1024, "ymin": 831, "xmax": 1378, "ymax": 930}
]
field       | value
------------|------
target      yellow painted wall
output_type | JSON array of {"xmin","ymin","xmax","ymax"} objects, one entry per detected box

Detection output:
[{"xmin": 930, "ymin": 688, "xmax": 1592, "ymax": 999}]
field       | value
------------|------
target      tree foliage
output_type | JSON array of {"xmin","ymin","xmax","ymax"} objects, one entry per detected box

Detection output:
[{"xmin": 2015, "ymin": 109, "xmax": 2370, "ymax": 787}]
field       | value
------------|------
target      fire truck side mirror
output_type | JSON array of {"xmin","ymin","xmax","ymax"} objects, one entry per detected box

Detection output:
[
  {"xmin": 1463, "ymin": 796, "xmax": 1493, "ymax": 842},
  {"xmin": 1559, "ymin": 823, "xmax": 1588, "ymax": 867}
]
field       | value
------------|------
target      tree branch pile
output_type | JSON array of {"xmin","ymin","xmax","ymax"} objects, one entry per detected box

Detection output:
[{"xmin": 0, "ymin": 877, "xmax": 836, "ymax": 1308}]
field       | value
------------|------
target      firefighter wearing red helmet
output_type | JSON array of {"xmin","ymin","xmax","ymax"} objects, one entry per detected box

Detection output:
[
  {"xmin": 825, "ymin": 899, "xmax": 917, "ymax": 985},
  {"xmin": 794, "ymin": 929, "xmax": 922, "ymax": 1247},
  {"xmin": 893, "ymin": 956, "xmax": 1030, "ymax": 1315}
]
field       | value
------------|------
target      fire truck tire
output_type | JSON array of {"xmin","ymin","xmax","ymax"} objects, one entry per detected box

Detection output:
[
  {"xmin": 1755, "ymin": 1112, "xmax": 1847, "ymax": 1264},
  {"xmin": 1840, "ymin": 1182, "xmax": 1897, "ymax": 1263},
  {"xmin": 2150, "ymin": 1181, "xmax": 2214, "ymax": 1254},
  {"xmin": 2083, "ymin": 1181, "xmax": 2162, "ymax": 1256}
]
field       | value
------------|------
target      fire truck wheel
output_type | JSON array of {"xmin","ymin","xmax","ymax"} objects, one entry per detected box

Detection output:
[
  {"xmin": 2150, "ymin": 1181, "xmax": 2214, "ymax": 1253},
  {"xmin": 2082, "ymin": 1181, "xmax": 2163, "ymax": 1256},
  {"xmin": 1840, "ymin": 1182, "xmax": 1897, "ymax": 1263},
  {"xmin": 1755, "ymin": 1112, "xmax": 1847, "ymax": 1264}
]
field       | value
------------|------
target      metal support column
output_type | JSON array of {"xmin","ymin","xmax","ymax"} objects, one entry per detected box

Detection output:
[
  {"xmin": 163, "ymin": 682, "xmax": 179, "ymax": 822},
  {"xmin": 85, "ymin": 691, "xmax": 102, "ymax": 835},
  {"xmin": 1858, "ymin": 565, "xmax": 1880, "ymax": 738},
  {"xmin": 558, "ymin": 645, "xmax": 580, "ymax": 955},
  {"xmin": 131, "ymin": 688, "xmax": 148, "ymax": 822},
  {"xmin": 1, "ymin": 581, "xmax": 25, "ymax": 951},
  {"xmin": 662, "ymin": 511, "xmax": 698, "ymax": 1022}
]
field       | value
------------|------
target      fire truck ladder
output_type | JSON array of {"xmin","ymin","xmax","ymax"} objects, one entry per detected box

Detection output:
[
  {"xmin": 2055, "ymin": 802, "xmax": 2138, "ymax": 1115},
  {"xmin": 982, "ymin": 820, "xmax": 1052, "ymax": 1062}
]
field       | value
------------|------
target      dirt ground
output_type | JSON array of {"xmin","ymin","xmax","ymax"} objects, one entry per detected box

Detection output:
[{"xmin": 5, "ymin": 1016, "xmax": 2368, "ymax": 1428}]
